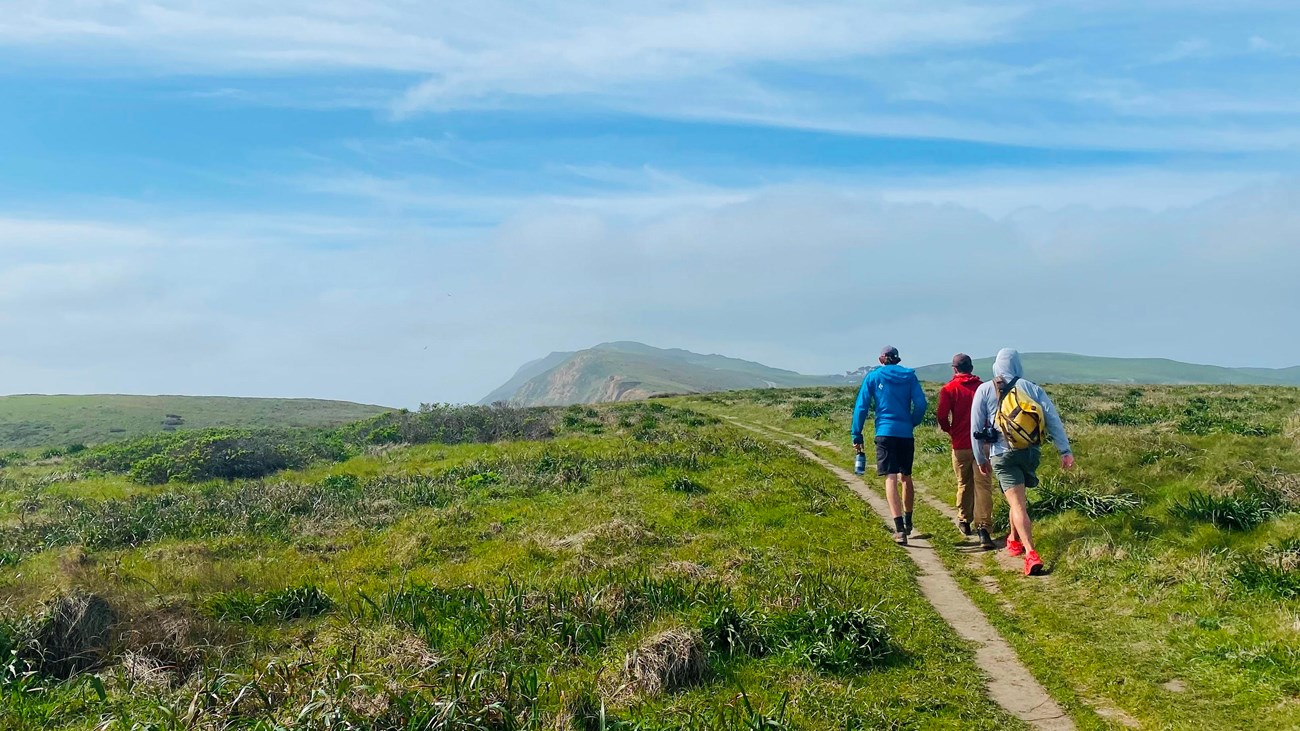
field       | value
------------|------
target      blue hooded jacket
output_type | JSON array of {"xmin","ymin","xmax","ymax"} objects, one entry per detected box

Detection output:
[{"xmin": 851, "ymin": 364, "xmax": 928, "ymax": 442}]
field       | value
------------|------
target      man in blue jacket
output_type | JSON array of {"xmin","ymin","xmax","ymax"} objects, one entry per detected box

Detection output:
[{"xmin": 852, "ymin": 345, "xmax": 928, "ymax": 545}]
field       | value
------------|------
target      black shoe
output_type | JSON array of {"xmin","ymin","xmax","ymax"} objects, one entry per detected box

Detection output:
[
  {"xmin": 978, "ymin": 528, "xmax": 995, "ymax": 550},
  {"xmin": 958, "ymin": 520, "xmax": 972, "ymax": 536}
]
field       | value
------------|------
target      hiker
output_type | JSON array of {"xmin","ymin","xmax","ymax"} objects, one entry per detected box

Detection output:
[
  {"xmin": 937, "ymin": 353, "xmax": 996, "ymax": 550},
  {"xmin": 852, "ymin": 346, "xmax": 928, "ymax": 545},
  {"xmin": 971, "ymin": 349, "xmax": 1075, "ymax": 576}
]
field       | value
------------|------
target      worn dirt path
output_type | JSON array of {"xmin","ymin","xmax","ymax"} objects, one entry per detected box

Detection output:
[{"xmin": 734, "ymin": 419, "xmax": 1076, "ymax": 730}]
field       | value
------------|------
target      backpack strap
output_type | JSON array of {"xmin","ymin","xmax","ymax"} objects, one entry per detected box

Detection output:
[{"xmin": 997, "ymin": 376, "xmax": 1020, "ymax": 402}]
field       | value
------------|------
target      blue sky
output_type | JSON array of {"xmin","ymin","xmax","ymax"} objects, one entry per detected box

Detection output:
[{"xmin": 2, "ymin": 1, "xmax": 1299, "ymax": 405}]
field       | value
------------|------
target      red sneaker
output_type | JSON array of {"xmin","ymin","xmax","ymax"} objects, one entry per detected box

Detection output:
[
  {"xmin": 1006, "ymin": 539, "xmax": 1025, "ymax": 557},
  {"xmin": 1024, "ymin": 551, "xmax": 1044, "ymax": 576}
]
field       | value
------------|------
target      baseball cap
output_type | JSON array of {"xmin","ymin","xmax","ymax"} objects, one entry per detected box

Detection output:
[{"xmin": 880, "ymin": 345, "xmax": 900, "ymax": 359}]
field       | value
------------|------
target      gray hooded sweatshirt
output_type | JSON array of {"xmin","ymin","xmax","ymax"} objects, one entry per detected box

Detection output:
[{"xmin": 970, "ymin": 349, "xmax": 1071, "ymax": 466}]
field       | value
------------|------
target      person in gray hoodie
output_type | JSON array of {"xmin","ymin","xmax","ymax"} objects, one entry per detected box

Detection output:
[{"xmin": 970, "ymin": 349, "xmax": 1075, "ymax": 576}]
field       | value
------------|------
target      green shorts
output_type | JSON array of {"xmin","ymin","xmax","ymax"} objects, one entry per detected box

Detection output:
[{"xmin": 990, "ymin": 448, "xmax": 1041, "ymax": 491}]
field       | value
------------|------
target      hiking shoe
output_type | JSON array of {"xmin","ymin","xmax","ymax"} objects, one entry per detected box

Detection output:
[
  {"xmin": 1006, "ymin": 539, "xmax": 1025, "ymax": 557},
  {"xmin": 958, "ymin": 520, "xmax": 972, "ymax": 536},
  {"xmin": 893, "ymin": 531, "xmax": 908, "ymax": 546},
  {"xmin": 978, "ymin": 528, "xmax": 995, "ymax": 550},
  {"xmin": 904, "ymin": 517, "xmax": 914, "ymax": 536},
  {"xmin": 1024, "ymin": 551, "xmax": 1044, "ymax": 576}
]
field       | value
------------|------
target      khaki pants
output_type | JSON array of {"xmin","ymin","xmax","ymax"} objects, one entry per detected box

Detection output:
[{"xmin": 952, "ymin": 448, "xmax": 994, "ymax": 529}]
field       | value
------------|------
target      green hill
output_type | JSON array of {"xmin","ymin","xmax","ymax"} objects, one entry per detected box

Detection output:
[
  {"xmin": 487, "ymin": 342, "xmax": 850, "ymax": 406},
  {"xmin": 912, "ymin": 352, "xmax": 1300, "ymax": 385},
  {"xmin": 0, "ymin": 394, "xmax": 392, "ymax": 451},
  {"xmin": 488, "ymin": 345, "xmax": 1300, "ymax": 407}
]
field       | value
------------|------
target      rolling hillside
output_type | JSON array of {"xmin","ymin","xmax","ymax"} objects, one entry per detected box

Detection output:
[
  {"xmin": 912, "ymin": 352, "xmax": 1300, "ymax": 386},
  {"xmin": 0, "ymin": 394, "xmax": 392, "ymax": 451},
  {"xmin": 485, "ymin": 342, "xmax": 852, "ymax": 406},
  {"xmin": 487, "ymin": 344, "xmax": 1300, "ymax": 407}
]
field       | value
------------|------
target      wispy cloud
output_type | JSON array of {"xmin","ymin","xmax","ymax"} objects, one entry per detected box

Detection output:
[
  {"xmin": 6, "ymin": 2, "xmax": 1300, "ymax": 150},
  {"xmin": 3, "ymin": 176, "xmax": 1299, "ymax": 403}
]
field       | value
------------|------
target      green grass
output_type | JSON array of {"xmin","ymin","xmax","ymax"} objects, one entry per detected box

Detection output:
[
  {"xmin": 690, "ymin": 383, "xmax": 1300, "ymax": 730},
  {"xmin": 911, "ymin": 353, "xmax": 1300, "ymax": 386},
  {"xmin": 0, "ymin": 394, "xmax": 392, "ymax": 450},
  {"xmin": 0, "ymin": 401, "xmax": 1015, "ymax": 730},
  {"xmin": 6, "ymin": 384, "xmax": 1298, "ymax": 729}
]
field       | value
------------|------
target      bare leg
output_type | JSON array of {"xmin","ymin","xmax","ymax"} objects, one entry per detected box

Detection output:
[
  {"xmin": 1004, "ymin": 485, "xmax": 1034, "ymax": 553},
  {"xmin": 884, "ymin": 474, "xmax": 903, "ymax": 518},
  {"xmin": 901, "ymin": 474, "xmax": 915, "ymax": 514}
]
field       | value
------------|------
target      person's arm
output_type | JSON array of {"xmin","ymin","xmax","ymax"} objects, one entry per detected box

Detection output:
[
  {"xmin": 850, "ymin": 375, "xmax": 873, "ymax": 447},
  {"xmin": 971, "ymin": 385, "xmax": 993, "ymax": 466},
  {"xmin": 1038, "ymin": 388, "xmax": 1074, "ymax": 467},
  {"xmin": 936, "ymin": 385, "xmax": 952, "ymax": 434},
  {"xmin": 911, "ymin": 376, "xmax": 928, "ymax": 427}
]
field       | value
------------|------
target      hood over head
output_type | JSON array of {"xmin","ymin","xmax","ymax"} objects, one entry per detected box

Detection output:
[{"xmin": 993, "ymin": 348, "xmax": 1023, "ymax": 380}]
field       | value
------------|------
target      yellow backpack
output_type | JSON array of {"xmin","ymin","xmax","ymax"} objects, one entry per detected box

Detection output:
[{"xmin": 996, "ymin": 377, "xmax": 1045, "ymax": 450}]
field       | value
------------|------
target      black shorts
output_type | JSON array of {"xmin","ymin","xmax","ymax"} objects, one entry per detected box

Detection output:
[{"xmin": 874, "ymin": 436, "xmax": 915, "ymax": 476}]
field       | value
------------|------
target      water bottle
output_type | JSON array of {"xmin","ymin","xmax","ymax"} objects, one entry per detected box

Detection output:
[{"xmin": 854, "ymin": 452, "xmax": 866, "ymax": 475}]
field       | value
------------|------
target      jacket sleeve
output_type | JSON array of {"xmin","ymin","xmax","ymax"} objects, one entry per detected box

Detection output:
[
  {"xmin": 936, "ymin": 385, "xmax": 952, "ymax": 433},
  {"xmin": 910, "ymin": 375, "xmax": 927, "ymax": 427},
  {"xmin": 971, "ymin": 384, "xmax": 993, "ymax": 465},
  {"xmin": 1037, "ymin": 387, "xmax": 1072, "ymax": 455},
  {"xmin": 850, "ymin": 375, "xmax": 872, "ymax": 444}
]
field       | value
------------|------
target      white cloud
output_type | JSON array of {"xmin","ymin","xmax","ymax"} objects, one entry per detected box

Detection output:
[
  {"xmin": 5, "ymin": 177, "xmax": 1297, "ymax": 405},
  {"xmin": 7, "ymin": 2, "xmax": 1300, "ymax": 150}
]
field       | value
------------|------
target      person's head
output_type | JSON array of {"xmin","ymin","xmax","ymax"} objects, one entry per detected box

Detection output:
[
  {"xmin": 993, "ymin": 348, "xmax": 1024, "ymax": 380},
  {"xmin": 879, "ymin": 345, "xmax": 901, "ymax": 366},
  {"xmin": 951, "ymin": 353, "xmax": 973, "ymax": 375}
]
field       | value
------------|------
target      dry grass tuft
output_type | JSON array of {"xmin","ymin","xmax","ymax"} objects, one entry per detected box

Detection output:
[
  {"xmin": 1284, "ymin": 412, "xmax": 1300, "ymax": 448},
  {"xmin": 615, "ymin": 627, "xmax": 708, "ymax": 698},
  {"xmin": 555, "ymin": 519, "xmax": 659, "ymax": 551},
  {"xmin": 660, "ymin": 560, "xmax": 712, "ymax": 580},
  {"xmin": 121, "ymin": 650, "xmax": 175, "ymax": 690},
  {"xmin": 115, "ymin": 603, "xmax": 222, "ymax": 680},
  {"xmin": 31, "ymin": 592, "xmax": 117, "ymax": 678}
]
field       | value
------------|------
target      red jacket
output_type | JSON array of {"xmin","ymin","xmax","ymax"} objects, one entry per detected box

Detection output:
[{"xmin": 937, "ymin": 373, "xmax": 982, "ymax": 450}]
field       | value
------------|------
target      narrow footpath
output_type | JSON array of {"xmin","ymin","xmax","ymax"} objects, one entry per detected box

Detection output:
[{"xmin": 734, "ymin": 419, "xmax": 1076, "ymax": 731}]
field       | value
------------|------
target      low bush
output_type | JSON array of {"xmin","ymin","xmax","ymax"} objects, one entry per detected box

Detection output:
[
  {"xmin": 344, "ymin": 403, "xmax": 557, "ymax": 446},
  {"xmin": 84, "ymin": 428, "xmax": 350, "ymax": 485},
  {"xmin": 790, "ymin": 401, "xmax": 834, "ymax": 419}
]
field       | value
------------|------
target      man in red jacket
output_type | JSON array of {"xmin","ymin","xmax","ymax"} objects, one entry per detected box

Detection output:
[{"xmin": 937, "ymin": 353, "xmax": 996, "ymax": 549}]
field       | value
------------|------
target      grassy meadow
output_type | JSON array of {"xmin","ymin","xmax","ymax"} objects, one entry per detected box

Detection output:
[
  {"xmin": 1, "ymin": 385, "xmax": 1297, "ymax": 729},
  {"xmin": 687, "ymin": 383, "xmax": 1300, "ymax": 729},
  {"xmin": 1, "ymin": 402, "xmax": 1015, "ymax": 730},
  {"xmin": 0, "ymin": 395, "xmax": 391, "ymax": 452}
]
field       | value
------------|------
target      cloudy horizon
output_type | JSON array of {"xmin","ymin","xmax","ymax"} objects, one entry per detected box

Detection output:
[{"xmin": 3, "ymin": 1, "xmax": 1299, "ymax": 406}]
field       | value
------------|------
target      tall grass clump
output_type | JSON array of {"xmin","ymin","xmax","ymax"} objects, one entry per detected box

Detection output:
[
  {"xmin": 783, "ymin": 607, "xmax": 891, "ymax": 674},
  {"xmin": 1032, "ymin": 479, "xmax": 1142, "ymax": 518},
  {"xmin": 1177, "ymin": 396, "xmax": 1279, "ymax": 437},
  {"xmin": 205, "ymin": 585, "xmax": 335, "ymax": 623},
  {"xmin": 1092, "ymin": 389, "xmax": 1171, "ymax": 427},
  {"xmin": 1171, "ymin": 468, "xmax": 1297, "ymax": 530},
  {"xmin": 1233, "ymin": 539, "xmax": 1300, "ymax": 599}
]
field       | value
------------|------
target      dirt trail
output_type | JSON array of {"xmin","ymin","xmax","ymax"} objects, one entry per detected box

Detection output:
[{"xmin": 736, "ymin": 420, "xmax": 1076, "ymax": 731}]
